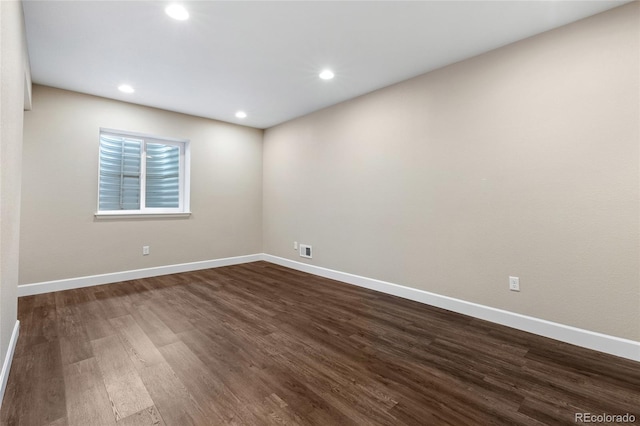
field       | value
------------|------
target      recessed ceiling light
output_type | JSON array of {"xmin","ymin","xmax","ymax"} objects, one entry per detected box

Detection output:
[
  {"xmin": 165, "ymin": 4, "xmax": 189, "ymax": 21},
  {"xmin": 118, "ymin": 84, "xmax": 134, "ymax": 93},
  {"xmin": 235, "ymin": 111, "xmax": 247, "ymax": 119},
  {"xmin": 319, "ymin": 69, "xmax": 335, "ymax": 80}
]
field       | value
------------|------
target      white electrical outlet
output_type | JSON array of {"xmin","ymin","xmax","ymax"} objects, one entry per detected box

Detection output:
[
  {"xmin": 299, "ymin": 244, "xmax": 312, "ymax": 259},
  {"xmin": 294, "ymin": 241, "xmax": 298, "ymax": 250},
  {"xmin": 509, "ymin": 276, "xmax": 520, "ymax": 292},
  {"xmin": 143, "ymin": 246, "xmax": 150, "ymax": 256}
]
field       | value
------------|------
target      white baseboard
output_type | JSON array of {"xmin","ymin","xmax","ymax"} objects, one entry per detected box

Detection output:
[
  {"xmin": 262, "ymin": 254, "xmax": 640, "ymax": 363},
  {"xmin": 0, "ymin": 321, "xmax": 20, "ymax": 409},
  {"xmin": 17, "ymin": 254, "xmax": 262, "ymax": 297}
]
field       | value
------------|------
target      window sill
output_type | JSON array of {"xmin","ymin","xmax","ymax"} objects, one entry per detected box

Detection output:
[{"xmin": 94, "ymin": 212, "xmax": 192, "ymax": 220}]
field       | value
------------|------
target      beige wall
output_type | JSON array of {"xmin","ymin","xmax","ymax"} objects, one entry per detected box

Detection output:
[
  {"xmin": 1, "ymin": 0, "xmax": 28, "ymax": 366},
  {"xmin": 263, "ymin": 3, "xmax": 640, "ymax": 341},
  {"xmin": 20, "ymin": 85, "xmax": 263, "ymax": 284}
]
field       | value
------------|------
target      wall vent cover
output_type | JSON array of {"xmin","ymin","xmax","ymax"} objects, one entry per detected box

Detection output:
[{"xmin": 299, "ymin": 244, "xmax": 312, "ymax": 259}]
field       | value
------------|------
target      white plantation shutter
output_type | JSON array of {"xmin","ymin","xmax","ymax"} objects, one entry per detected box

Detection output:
[
  {"xmin": 98, "ymin": 134, "xmax": 142, "ymax": 210},
  {"xmin": 145, "ymin": 143, "xmax": 180, "ymax": 208},
  {"xmin": 97, "ymin": 129, "xmax": 189, "ymax": 215}
]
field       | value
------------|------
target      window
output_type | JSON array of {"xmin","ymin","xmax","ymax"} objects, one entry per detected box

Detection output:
[{"xmin": 96, "ymin": 129, "xmax": 190, "ymax": 217}]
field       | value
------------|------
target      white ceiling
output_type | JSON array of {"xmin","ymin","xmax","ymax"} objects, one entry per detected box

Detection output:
[{"xmin": 23, "ymin": 0, "xmax": 630, "ymax": 129}]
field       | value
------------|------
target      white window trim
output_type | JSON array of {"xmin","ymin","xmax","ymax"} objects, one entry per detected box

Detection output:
[
  {"xmin": 95, "ymin": 128, "xmax": 191, "ymax": 217},
  {"xmin": 94, "ymin": 212, "xmax": 191, "ymax": 220}
]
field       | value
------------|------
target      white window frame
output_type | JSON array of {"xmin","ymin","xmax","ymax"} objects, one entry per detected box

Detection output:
[{"xmin": 95, "ymin": 128, "xmax": 191, "ymax": 219}]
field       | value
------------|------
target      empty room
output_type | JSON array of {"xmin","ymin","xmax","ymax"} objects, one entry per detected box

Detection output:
[{"xmin": 0, "ymin": 0, "xmax": 639, "ymax": 425}]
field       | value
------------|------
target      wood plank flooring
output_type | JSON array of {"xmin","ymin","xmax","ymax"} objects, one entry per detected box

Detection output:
[{"xmin": 1, "ymin": 261, "xmax": 638, "ymax": 425}]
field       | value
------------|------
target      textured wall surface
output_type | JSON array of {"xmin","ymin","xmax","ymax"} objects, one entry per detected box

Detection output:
[
  {"xmin": 20, "ymin": 86, "xmax": 263, "ymax": 284},
  {"xmin": 0, "ymin": 0, "xmax": 28, "ymax": 367},
  {"xmin": 263, "ymin": 4, "xmax": 640, "ymax": 340}
]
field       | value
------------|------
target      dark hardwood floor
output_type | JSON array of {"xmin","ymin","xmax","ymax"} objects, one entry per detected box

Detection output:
[{"xmin": 1, "ymin": 261, "xmax": 638, "ymax": 425}]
